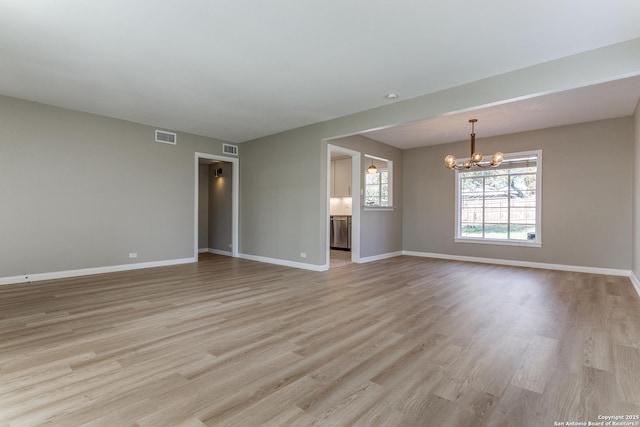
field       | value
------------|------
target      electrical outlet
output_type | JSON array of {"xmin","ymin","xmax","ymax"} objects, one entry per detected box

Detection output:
[
  {"xmin": 300, "ymin": 252, "xmax": 307, "ymax": 258},
  {"xmin": 129, "ymin": 253, "xmax": 138, "ymax": 258}
]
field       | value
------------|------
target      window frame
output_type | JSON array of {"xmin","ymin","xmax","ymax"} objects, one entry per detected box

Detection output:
[
  {"xmin": 364, "ymin": 155, "xmax": 393, "ymax": 209},
  {"xmin": 454, "ymin": 149, "xmax": 542, "ymax": 247}
]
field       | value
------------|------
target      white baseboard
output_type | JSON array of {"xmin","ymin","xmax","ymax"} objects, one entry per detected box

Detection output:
[
  {"xmin": 358, "ymin": 251, "xmax": 403, "ymax": 264},
  {"xmin": 630, "ymin": 272, "xmax": 640, "ymax": 297},
  {"xmin": 238, "ymin": 253, "xmax": 329, "ymax": 272},
  {"xmin": 0, "ymin": 257, "xmax": 196, "ymax": 286},
  {"xmin": 4, "ymin": 250, "xmax": 636, "ymax": 297},
  {"xmin": 198, "ymin": 248, "xmax": 209, "ymax": 253},
  {"xmin": 207, "ymin": 249, "xmax": 233, "ymax": 257},
  {"xmin": 402, "ymin": 251, "xmax": 631, "ymax": 277}
]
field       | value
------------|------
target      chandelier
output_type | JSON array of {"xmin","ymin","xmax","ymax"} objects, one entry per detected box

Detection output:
[
  {"xmin": 444, "ymin": 119, "xmax": 504, "ymax": 170},
  {"xmin": 367, "ymin": 158, "xmax": 377, "ymax": 174}
]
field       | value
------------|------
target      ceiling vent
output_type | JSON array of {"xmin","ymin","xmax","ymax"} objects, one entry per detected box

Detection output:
[
  {"xmin": 155, "ymin": 130, "xmax": 177, "ymax": 145},
  {"xmin": 222, "ymin": 143, "xmax": 238, "ymax": 156}
]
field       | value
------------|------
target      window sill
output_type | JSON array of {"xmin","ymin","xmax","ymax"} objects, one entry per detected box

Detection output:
[
  {"xmin": 363, "ymin": 206, "xmax": 396, "ymax": 211},
  {"xmin": 454, "ymin": 237, "xmax": 541, "ymax": 248}
]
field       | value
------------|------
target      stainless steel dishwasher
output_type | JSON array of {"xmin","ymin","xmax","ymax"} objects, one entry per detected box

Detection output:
[{"xmin": 330, "ymin": 216, "xmax": 351, "ymax": 250}]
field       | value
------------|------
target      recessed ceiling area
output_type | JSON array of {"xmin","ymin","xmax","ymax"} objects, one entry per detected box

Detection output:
[
  {"xmin": 0, "ymin": 1, "xmax": 639, "ymax": 145},
  {"xmin": 361, "ymin": 75, "xmax": 640, "ymax": 149}
]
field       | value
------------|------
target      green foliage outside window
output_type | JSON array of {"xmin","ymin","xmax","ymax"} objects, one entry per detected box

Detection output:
[
  {"xmin": 366, "ymin": 170, "xmax": 389, "ymax": 207},
  {"xmin": 459, "ymin": 164, "xmax": 538, "ymax": 242}
]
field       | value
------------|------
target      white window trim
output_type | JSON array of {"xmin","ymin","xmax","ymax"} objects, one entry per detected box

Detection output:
[
  {"xmin": 364, "ymin": 154, "xmax": 393, "ymax": 209},
  {"xmin": 454, "ymin": 149, "xmax": 542, "ymax": 247},
  {"xmin": 363, "ymin": 207, "xmax": 395, "ymax": 211}
]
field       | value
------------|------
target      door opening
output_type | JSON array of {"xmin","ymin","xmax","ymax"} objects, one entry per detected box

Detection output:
[
  {"xmin": 327, "ymin": 144, "xmax": 360, "ymax": 269},
  {"xmin": 194, "ymin": 153, "xmax": 239, "ymax": 260}
]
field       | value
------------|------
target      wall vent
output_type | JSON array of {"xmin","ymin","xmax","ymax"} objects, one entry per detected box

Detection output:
[
  {"xmin": 155, "ymin": 130, "xmax": 177, "ymax": 145},
  {"xmin": 222, "ymin": 143, "xmax": 238, "ymax": 156}
]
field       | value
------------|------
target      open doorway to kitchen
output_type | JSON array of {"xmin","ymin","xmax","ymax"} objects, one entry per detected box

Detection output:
[
  {"xmin": 327, "ymin": 144, "xmax": 360, "ymax": 269},
  {"xmin": 194, "ymin": 153, "xmax": 239, "ymax": 260}
]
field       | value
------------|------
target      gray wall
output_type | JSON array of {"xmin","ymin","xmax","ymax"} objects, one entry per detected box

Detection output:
[
  {"xmin": 0, "ymin": 95, "xmax": 227, "ymax": 278},
  {"xmin": 2, "ymin": 39, "xmax": 638, "ymax": 278},
  {"xmin": 239, "ymin": 39, "xmax": 640, "ymax": 269},
  {"xmin": 634, "ymin": 101, "xmax": 640, "ymax": 278},
  {"xmin": 208, "ymin": 162, "xmax": 233, "ymax": 252},
  {"xmin": 240, "ymin": 131, "xmax": 322, "ymax": 263},
  {"xmin": 329, "ymin": 135, "xmax": 403, "ymax": 258},
  {"xmin": 403, "ymin": 118, "xmax": 633, "ymax": 270},
  {"xmin": 239, "ymin": 131, "xmax": 402, "ymax": 265},
  {"xmin": 198, "ymin": 164, "xmax": 209, "ymax": 249}
]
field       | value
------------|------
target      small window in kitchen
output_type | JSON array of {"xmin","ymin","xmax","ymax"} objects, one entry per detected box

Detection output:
[{"xmin": 364, "ymin": 155, "xmax": 392, "ymax": 208}]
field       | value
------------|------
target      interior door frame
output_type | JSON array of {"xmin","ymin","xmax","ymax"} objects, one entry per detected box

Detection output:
[
  {"xmin": 327, "ymin": 144, "xmax": 361, "ymax": 266},
  {"xmin": 194, "ymin": 152, "xmax": 239, "ymax": 259}
]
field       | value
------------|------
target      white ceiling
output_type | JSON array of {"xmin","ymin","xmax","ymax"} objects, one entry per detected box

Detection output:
[
  {"xmin": 1, "ymin": 1, "xmax": 640, "ymax": 146},
  {"xmin": 363, "ymin": 75, "xmax": 640, "ymax": 149}
]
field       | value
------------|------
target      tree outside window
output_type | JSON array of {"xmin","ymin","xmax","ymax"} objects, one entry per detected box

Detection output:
[{"xmin": 455, "ymin": 150, "xmax": 541, "ymax": 246}]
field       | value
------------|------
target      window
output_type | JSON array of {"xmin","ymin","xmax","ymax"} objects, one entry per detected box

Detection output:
[
  {"xmin": 455, "ymin": 150, "xmax": 541, "ymax": 246},
  {"xmin": 364, "ymin": 156, "xmax": 392, "ymax": 208}
]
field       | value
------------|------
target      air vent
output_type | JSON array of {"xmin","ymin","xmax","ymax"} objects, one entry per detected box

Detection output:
[
  {"xmin": 155, "ymin": 130, "xmax": 177, "ymax": 145},
  {"xmin": 222, "ymin": 143, "xmax": 238, "ymax": 156}
]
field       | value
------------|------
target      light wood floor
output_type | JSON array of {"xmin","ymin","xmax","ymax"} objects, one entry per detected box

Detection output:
[
  {"xmin": 1, "ymin": 254, "xmax": 639, "ymax": 426},
  {"xmin": 330, "ymin": 249, "xmax": 352, "ymax": 269}
]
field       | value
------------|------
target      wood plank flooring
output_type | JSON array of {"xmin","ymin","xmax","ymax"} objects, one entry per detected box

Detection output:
[
  {"xmin": 330, "ymin": 249, "xmax": 352, "ymax": 269},
  {"xmin": 1, "ymin": 254, "xmax": 639, "ymax": 426}
]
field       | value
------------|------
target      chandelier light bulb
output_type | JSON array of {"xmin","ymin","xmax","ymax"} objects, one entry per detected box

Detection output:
[
  {"xmin": 471, "ymin": 152, "xmax": 483, "ymax": 163},
  {"xmin": 367, "ymin": 157, "xmax": 378, "ymax": 174},
  {"xmin": 491, "ymin": 152, "xmax": 504, "ymax": 166},
  {"xmin": 463, "ymin": 160, "xmax": 472, "ymax": 169},
  {"xmin": 444, "ymin": 154, "xmax": 457, "ymax": 169}
]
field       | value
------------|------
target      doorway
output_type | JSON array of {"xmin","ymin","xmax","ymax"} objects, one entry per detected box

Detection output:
[
  {"xmin": 327, "ymin": 144, "xmax": 360, "ymax": 269},
  {"xmin": 194, "ymin": 153, "xmax": 239, "ymax": 259}
]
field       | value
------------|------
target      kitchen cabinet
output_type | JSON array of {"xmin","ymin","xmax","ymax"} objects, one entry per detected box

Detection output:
[{"xmin": 332, "ymin": 158, "xmax": 351, "ymax": 197}]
